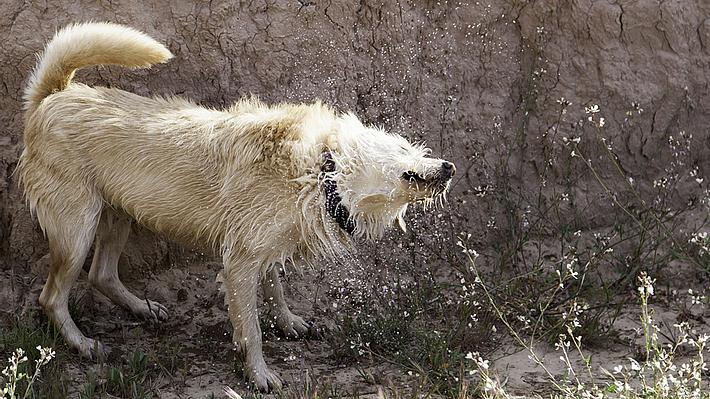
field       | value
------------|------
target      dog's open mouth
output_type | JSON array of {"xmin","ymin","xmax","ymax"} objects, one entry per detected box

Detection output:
[
  {"xmin": 402, "ymin": 170, "xmax": 427, "ymax": 184},
  {"xmin": 401, "ymin": 170, "xmax": 452, "ymax": 201}
]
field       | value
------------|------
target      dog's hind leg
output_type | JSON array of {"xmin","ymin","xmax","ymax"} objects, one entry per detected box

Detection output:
[
  {"xmin": 223, "ymin": 251, "xmax": 283, "ymax": 392},
  {"xmin": 88, "ymin": 209, "xmax": 168, "ymax": 322},
  {"xmin": 262, "ymin": 265, "xmax": 309, "ymax": 338},
  {"xmin": 34, "ymin": 188, "xmax": 103, "ymax": 359}
]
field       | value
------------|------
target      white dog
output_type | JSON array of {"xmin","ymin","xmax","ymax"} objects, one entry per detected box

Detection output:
[{"xmin": 18, "ymin": 22, "xmax": 455, "ymax": 391}]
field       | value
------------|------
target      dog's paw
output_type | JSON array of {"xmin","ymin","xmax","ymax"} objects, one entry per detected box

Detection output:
[
  {"xmin": 76, "ymin": 338, "xmax": 107, "ymax": 360},
  {"xmin": 133, "ymin": 299, "xmax": 169, "ymax": 322},
  {"xmin": 247, "ymin": 363, "xmax": 283, "ymax": 392},
  {"xmin": 275, "ymin": 312, "xmax": 310, "ymax": 339}
]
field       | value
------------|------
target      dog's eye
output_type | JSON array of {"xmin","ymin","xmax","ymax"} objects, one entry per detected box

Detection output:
[{"xmin": 402, "ymin": 171, "xmax": 426, "ymax": 183}]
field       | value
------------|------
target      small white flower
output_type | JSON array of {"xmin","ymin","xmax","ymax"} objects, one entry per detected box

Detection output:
[
  {"xmin": 585, "ymin": 104, "xmax": 600, "ymax": 114},
  {"xmin": 483, "ymin": 377, "xmax": 499, "ymax": 392},
  {"xmin": 556, "ymin": 97, "xmax": 571, "ymax": 106},
  {"xmin": 629, "ymin": 358, "xmax": 641, "ymax": 371}
]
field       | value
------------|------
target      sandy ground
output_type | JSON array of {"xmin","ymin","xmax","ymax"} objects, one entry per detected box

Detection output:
[
  {"xmin": 492, "ymin": 297, "xmax": 710, "ymax": 397},
  {"xmin": 2, "ymin": 255, "xmax": 709, "ymax": 398},
  {"xmin": 0, "ymin": 257, "xmax": 408, "ymax": 398}
]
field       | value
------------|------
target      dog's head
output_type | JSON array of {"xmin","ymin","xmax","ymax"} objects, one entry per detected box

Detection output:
[{"xmin": 324, "ymin": 114, "xmax": 455, "ymax": 239}]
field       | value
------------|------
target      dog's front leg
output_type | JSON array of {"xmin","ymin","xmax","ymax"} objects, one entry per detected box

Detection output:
[{"xmin": 223, "ymin": 252, "xmax": 282, "ymax": 392}]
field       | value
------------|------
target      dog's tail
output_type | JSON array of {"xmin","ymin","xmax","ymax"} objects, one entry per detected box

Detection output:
[{"xmin": 24, "ymin": 22, "xmax": 173, "ymax": 112}]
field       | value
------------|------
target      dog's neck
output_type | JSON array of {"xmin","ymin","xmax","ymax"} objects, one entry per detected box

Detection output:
[{"xmin": 321, "ymin": 152, "xmax": 356, "ymax": 235}]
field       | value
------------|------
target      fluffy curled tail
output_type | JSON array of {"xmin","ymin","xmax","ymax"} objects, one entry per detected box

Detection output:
[{"xmin": 23, "ymin": 22, "xmax": 173, "ymax": 112}]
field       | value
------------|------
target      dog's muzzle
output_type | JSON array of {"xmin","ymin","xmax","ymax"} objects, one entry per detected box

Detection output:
[
  {"xmin": 402, "ymin": 161, "xmax": 456, "ymax": 194},
  {"xmin": 321, "ymin": 152, "xmax": 356, "ymax": 235}
]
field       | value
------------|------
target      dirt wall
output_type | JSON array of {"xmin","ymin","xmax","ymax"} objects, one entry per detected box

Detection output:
[{"xmin": 1, "ymin": 0, "xmax": 709, "ymax": 272}]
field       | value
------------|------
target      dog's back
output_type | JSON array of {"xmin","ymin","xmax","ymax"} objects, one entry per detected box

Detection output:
[{"xmin": 28, "ymin": 84, "xmax": 233, "ymax": 243}]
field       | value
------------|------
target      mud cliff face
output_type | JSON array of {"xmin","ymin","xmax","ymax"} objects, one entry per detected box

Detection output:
[{"xmin": 1, "ymin": 1, "xmax": 709, "ymax": 271}]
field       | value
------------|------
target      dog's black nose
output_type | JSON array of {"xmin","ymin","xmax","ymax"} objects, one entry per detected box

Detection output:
[{"xmin": 441, "ymin": 161, "xmax": 456, "ymax": 177}]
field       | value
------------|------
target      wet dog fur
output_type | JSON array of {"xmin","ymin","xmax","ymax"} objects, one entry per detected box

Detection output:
[{"xmin": 17, "ymin": 22, "xmax": 455, "ymax": 391}]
